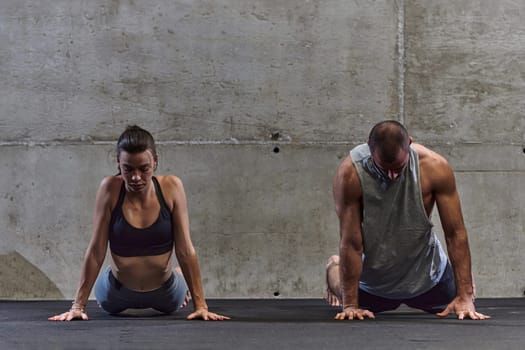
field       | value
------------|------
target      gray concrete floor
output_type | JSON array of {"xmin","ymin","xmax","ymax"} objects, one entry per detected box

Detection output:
[{"xmin": 0, "ymin": 298, "xmax": 522, "ymax": 349}]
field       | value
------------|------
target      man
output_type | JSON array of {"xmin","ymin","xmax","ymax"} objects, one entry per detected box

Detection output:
[{"xmin": 326, "ymin": 120, "xmax": 489, "ymax": 320}]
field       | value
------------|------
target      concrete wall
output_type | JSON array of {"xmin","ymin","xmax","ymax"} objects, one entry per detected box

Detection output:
[
  {"xmin": 404, "ymin": 0, "xmax": 525, "ymax": 297},
  {"xmin": 0, "ymin": 0, "xmax": 523, "ymax": 299}
]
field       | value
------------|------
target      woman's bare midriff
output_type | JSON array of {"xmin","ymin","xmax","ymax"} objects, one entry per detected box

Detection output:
[{"xmin": 110, "ymin": 250, "xmax": 174, "ymax": 291}]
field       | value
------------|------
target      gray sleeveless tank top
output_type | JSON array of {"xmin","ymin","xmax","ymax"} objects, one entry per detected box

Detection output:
[{"xmin": 350, "ymin": 143, "xmax": 448, "ymax": 298}]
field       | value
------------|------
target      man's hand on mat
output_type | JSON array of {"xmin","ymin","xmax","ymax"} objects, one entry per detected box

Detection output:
[
  {"xmin": 48, "ymin": 309, "xmax": 89, "ymax": 322},
  {"xmin": 335, "ymin": 306, "xmax": 375, "ymax": 321},
  {"xmin": 436, "ymin": 297, "xmax": 490, "ymax": 320},
  {"xmin": 187, "ymin": 308, "xmax": 230, "ymax": 321}
]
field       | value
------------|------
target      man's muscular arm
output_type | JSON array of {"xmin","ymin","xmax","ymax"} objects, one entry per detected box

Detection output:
[
  {"xmin": 427, "ymin": 152, "xmax": 489, "ymax": 320},
  {"xmin": 333, "ymin": 157, "xmax": 374, "ymax": 320}
]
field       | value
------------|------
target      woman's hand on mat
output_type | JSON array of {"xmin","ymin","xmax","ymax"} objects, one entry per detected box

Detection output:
[
  {"xmin": 48, "ymin": 309, "xmax": 89, "ymax": 322},
  {"xmin": 335, "ymin": 306, "xmax": 375, "ymax": 320},
  {"xmin": 436, "ymin": 296, "xmax": 490, "ymax": 320},
  {"xmin": 186, "ymin": 308, "xmax": 230, "ymax": 321}
]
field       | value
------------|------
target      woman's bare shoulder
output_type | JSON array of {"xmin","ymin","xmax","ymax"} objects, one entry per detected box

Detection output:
[
  {"xmin": 99, "ymin": 175, "xmax": 123, "ymax": 191},
  {"xmin": 155, "ymin": 175, "xmax": 183, "ymax": 189},
  {"xmin": 154, "ymin": 175, "xmax": 185, "ymax": 208}
]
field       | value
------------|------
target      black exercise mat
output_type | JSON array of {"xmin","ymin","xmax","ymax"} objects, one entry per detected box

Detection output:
[{"xmin": 0, "ymin": 298, "xmax": 522, "ymax": 349}]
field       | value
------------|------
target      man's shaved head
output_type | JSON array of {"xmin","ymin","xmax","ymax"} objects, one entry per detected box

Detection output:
[{"xmin": 368, "ymin": 120, "xmax": 410, "ymax": 163}]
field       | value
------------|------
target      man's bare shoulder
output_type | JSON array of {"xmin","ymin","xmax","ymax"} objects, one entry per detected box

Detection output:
[
  {"xmin": 335, "ymin": 156, "xmax": 359, "ymax": 181},
  {"xmin": 412, "ymin": 143, "xmax": 450, "ymax": 169},
  {"xmin": 412, "ymin": 143, "xmax": 455, "ymax": 189},
  {"xmin": 334, "ymin": 156, "xmax": 361, "ymax": 198}
]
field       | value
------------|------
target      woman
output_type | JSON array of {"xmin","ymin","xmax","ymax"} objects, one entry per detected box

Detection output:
[{"xmin": 49, "ymin": 125, "xmax": 228, "ymax": 321}]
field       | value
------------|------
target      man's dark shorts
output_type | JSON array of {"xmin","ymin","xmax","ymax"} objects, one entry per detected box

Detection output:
[{"xmin": 359, "ymin": 263, "xmax": 456, "ymax": 314}]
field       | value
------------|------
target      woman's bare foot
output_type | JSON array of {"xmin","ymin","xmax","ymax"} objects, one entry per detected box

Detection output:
[
  {"xmin": 175, "ymin": 267, "xmax": 191, "ymax": 308},
  {"xmin": 325, "ymin": 255, "xmax": 342, "ymax": 307}
]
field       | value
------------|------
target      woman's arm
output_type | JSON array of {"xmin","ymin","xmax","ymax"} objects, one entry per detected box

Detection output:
[
  {"xmin": 48, "ymin": 177, "xmax": 116, "ymax": 321},
  {"xmin": 167, "ymin": 175, "xmax": 229, "ymax": 320}
]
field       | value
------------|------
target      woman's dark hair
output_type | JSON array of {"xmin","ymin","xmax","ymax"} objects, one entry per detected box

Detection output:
[{"xmin": 116, "ymin": 125, "xmax": 158, "ymax": 173}]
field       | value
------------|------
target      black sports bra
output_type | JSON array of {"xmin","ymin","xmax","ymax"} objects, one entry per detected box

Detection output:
[{"xmin": 109, "ymin": 177, "xmax": 174, "ymax": 257}]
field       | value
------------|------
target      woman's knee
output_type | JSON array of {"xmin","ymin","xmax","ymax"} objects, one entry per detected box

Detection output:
[{"xmin": 98, "ymin": 300, "xmax": 126, "ymax": 315}]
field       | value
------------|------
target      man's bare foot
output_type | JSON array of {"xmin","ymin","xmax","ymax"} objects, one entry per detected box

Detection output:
[
  {"xmin": 325, "ymin": 255, "xmax": 342, "ymax": 307},
  {"xmin": 182, "ymin": 290, "xmax": 191, "ymax": 308}
]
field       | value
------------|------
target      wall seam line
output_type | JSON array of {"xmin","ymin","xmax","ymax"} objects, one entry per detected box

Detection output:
[{"xmin": 397, "ymin": 0, "xmax": 406, "ymax": 124}]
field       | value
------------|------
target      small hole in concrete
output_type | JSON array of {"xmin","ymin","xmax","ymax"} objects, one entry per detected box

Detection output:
[
  {"xmin": 271, "ymin": 132, "xmax": 280, "ymax": 141},
  {"xmin": 273, "ymin": 291, "xmax": 280, "ymax": 297},
  {"xmin": 273, "ymin": 146, "xmax": 280, "ymax": 154},
  {"xmin": 522, "ymin": 147, "xmax": 525, "ymax": 154}
]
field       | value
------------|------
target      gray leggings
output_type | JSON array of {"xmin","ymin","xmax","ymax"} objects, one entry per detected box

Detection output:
[{"xmin": 94, "ymin": 266, "xmax": 188, "ymax": 314}]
